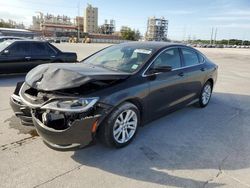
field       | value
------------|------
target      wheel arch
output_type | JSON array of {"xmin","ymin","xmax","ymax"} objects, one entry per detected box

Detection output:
[
  {"xmin": 96, "ymin": 98, "xmax": 143, "ymax": 146},
  {"xmin": 206, "ymin": 78, "xmax": 214, "ymax": 90},
  {"xmin": 99, "ymin": 97, "xmax": 144, "ymax": 128},
  {"xmin": 125, "ymin": 98, "xmax": 144, "ymax": 122}
]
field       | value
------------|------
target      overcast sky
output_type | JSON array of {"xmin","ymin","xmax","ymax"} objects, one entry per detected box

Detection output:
[{"xmin": 0, "ymin": 0, "xmax": 250, "ymax": 40}]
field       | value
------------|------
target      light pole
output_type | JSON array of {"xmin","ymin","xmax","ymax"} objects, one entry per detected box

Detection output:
[
  {"xmin": 77, "ymin": 1, "xmax": 80, "ymax": 42},
  {"xmin": 213, "ymin": 28, "xmax": 217, "ymax": 45},
  {"xmin": 210, "ymin": 27, "xmax": 214, "ymax": 45}
]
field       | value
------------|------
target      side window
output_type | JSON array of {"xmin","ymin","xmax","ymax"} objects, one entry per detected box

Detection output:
[
  {"xmin": 8, "ymin": 42, "xmax": 29, "ymax": 56},
  {"xmin": 181, "ymin": 48, "xmax": 199, "ymax": 66},
  {"xmin": 152, "ymin": 48, "xmax": 181, "ymax": 69},
  {"xmin": 31, "ymin": 43, "xmax": 48, "ymax": 56}
]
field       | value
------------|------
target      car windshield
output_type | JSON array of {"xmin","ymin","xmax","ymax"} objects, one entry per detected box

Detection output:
[
  {"xmin": 0, "ymin": 40, "xmax": 13, "ymax": 52},
  {"xmin": 82, "ymin": 44, "xmax": 153, "ymax": 73}
]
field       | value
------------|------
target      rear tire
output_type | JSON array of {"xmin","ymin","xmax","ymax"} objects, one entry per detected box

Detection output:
[
  {"xmin": 197, "ymin": 81, "xmax": 213, "ymax": 108},
  {"xmin": 98, "ymin": 102, "xmax": 140, "ymax": 148}
]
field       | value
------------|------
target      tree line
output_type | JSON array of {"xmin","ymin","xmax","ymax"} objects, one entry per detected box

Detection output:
[
  {"xmin": 191, "ymin": 39, "xmax": 250, "ymax": 46},
  {"xmin": 0, "ymin": 21, "xmax": 15, "ymax": 28}
]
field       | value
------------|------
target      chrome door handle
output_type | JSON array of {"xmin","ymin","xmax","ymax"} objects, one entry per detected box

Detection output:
[{"xmin": 25, "ymin": 57, "xmax": 31, "ymax": 59}]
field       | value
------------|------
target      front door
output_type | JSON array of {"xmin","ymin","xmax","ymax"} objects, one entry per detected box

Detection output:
[{"xmin": 145, "ymin": 47, "xmax": 187, "ymax": 118}]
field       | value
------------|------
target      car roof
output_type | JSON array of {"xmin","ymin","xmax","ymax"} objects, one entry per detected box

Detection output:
[
  {"xmin": 118, "ymin": 41, "xmax": 188, "ymax": 51},
  {"xmin": 0, "ymin": 36, "xmax": 21, "ymax": 38},
  {"xmin": 9, "ymin": 39, "xmax": 47, "ymax": 43}
]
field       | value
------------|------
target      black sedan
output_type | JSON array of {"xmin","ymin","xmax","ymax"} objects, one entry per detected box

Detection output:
[
  {"xmin": 10, "ymin": 42, "xmax": 218, "ymax": 149},
  {"xmin": 0, "ymin": 40, "xmax": 77, "ymax": 74}
]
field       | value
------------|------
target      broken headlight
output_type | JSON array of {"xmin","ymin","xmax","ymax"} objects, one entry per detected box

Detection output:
[{"xmin": 41, "ymin": 97, "xmax": 99, "ymax": 112}]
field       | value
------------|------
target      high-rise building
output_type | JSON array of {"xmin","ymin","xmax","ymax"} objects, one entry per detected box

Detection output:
[
  {"xmin": 145, "ymin": 17, "xmax": 168, "ymax": 41},
  {"xmin": 84, "ymin": 4, "xmax": 98, "ymax": 33}
]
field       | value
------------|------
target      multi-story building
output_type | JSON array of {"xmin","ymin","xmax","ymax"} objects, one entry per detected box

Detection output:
[
  {"xmin": 145, "ymin": 17, "xmax": 168, "ymax": 41},
  {"xmin": 84, "ymin": 4, "xmax": 98, "ymax": 33},
  {"xmin": 31, "ymin": 16, "xmax": 41, "ymax": 30},
  {"xmin": 99, "ymin": 19, "xmax": 115, "ymax": 34},
  {"xmin": 31, "ymin": 13, "xmax": 78, "ymax": 37}
]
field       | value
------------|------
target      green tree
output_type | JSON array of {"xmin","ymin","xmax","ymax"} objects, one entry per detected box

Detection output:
[
  {"xmin": 134, "ymin": 30, "xmax": 141, "ymax": 41},
  {"xmin": 0, "ymin": 21, "xmax": 14, "ymax": 28},
  {"xmin": 120, "ymin": 28, "xmax": 140, "ymax": 41}
]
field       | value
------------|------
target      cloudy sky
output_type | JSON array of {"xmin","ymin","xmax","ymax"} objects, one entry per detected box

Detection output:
[{"xmin": 0, "ymin": 0, "xmax": 250, "ymax": 40}]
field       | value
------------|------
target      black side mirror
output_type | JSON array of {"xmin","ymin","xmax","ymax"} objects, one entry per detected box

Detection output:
[
  {"xmin": 3, "ymin": 50, "xmax": 9, "ymax": 55},
  {"xmin": 148, "ymin": 65, "xmax": 172, "ymax": 74}
]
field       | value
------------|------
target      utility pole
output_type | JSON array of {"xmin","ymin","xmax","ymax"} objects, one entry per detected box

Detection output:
[
  {"xmin": 36, "ymin": 11, "xmax": 44, "ymax": 36},
  {"xmin": 213, "ymin": 28, "xmax": 217, "ymax": 45},
  {"xmin": 210, "ymin": 27, "xmax": 214, "ymax": 45},
  {"xmin": 77, "ymin": 1, "xmax": 80, "ymax": 42},
  {"xmin": 182, "ymin": 26, "xmax": 186, "ymax": 43}
]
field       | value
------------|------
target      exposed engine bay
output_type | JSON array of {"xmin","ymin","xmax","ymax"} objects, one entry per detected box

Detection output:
[{"xmin": 18, "ymin": 82, "xmax": 112, "ymax": 130}]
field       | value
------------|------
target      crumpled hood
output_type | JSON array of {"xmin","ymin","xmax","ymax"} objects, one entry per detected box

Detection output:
[{"xmin": 25, "ymin": 63, "xmax": 131, "ymax": 91}]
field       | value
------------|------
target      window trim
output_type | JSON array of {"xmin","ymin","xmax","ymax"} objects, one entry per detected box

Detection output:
[{"xmin": 142, "ymin": 46, "xmax": 205, "ymax": 77}]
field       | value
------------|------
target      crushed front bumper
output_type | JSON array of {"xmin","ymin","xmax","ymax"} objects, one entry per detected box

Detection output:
[
  {"xmin": 10, "ymin": 82, "xmax": 33, "ymax": 126},
  {"xmin": 9, "ymin": 82, "xmax": 109, "ymax": 150},
  {"xmin": 10, "ymin": 93, "xmax": 101, "ymax": 149},
  {"xmin": 10, "ymin": 94, "xmax": 33, "ymax": 126},
  {"xmin": 32, "ymin": 112, "xmax": 100, "ymax": 150}
]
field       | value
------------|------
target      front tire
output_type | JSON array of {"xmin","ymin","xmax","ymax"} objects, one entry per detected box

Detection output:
[
  {"xmin": 198, "ymin": 81, "xmax": 213, "ymax": 107},
  {"xmin": 98, "ymin": 102, "xmax": 140, "ymax": 148}
]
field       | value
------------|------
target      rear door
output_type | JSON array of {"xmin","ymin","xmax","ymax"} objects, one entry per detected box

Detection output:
[
  {"xmin": 179, "ymin": 47, "xmax": 207, "ymax": 100},
  {"xmin": 0, "ymin": 41, "xmax": 31, "ymax": 74}
]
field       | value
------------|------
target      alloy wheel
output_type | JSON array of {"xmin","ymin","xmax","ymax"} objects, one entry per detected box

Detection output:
[
  {"xmin": 202, "ymin": 84, "xmax": 212, "ymax": 105},
  {"xmin": 113, "ymin": 109, "xmax": 138, "ymax": 144}
]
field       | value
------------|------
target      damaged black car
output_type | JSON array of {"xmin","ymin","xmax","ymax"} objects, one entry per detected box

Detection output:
[{"xmin": 10, "ymin": 42, "xmax": 218, "ymax": 149}]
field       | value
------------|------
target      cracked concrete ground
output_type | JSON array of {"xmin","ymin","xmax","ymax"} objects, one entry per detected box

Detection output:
[{"xmin": 0, "ymin": 44, "xmax": 250, "ymax": 188}]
